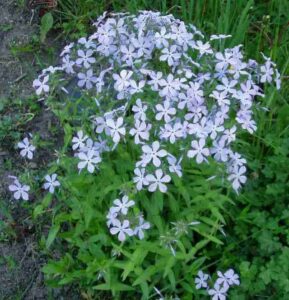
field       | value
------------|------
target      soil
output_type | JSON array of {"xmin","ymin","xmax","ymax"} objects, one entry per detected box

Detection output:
[
  {"xmin": 0, "ymin": 0, "xmax": 37, "ymax": 99},
  {"xmin": 0, "ymin": 1, "xmax": 69, "ymax": 299}
]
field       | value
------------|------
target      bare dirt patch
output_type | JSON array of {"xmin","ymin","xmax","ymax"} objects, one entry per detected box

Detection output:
[{"xmin": 0, "ymin": 1, "xmax": 69, "ymax": 299}]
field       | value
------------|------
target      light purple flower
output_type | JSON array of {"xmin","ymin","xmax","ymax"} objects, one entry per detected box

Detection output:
[
  {"xmin": 110, "ymin": 219, "xmax": 134, "ymax": 242},
  {"xmin": 77, "ymin": 69, "xmax": 97, "ymax": 89},
  {"xmin": 43, "ymin": 174, "xmax": 60, "ymax": 194},
  {"xmin": 112, "ymin": 196, "xmax": 135, "ymax": 215},
  {"xmin": 187, "ymin": 139, "xmax": 210, "ymax": 163},
  {"xmin": 18, "ymin": 137, "xmax": 35, "ymax": 160},
  {"xmin": 146, "ymin": 169, "xmax": 171, "ymax": 193},
  {"xmin": 33, "ymin": 75, "xmax": 49, "ymax": 95},
  {"xmin": 78, "ymin": 150, "xmax": 101, "ymax": 173},
  {"xmin": 9, "ymin": 179, "xmax": 30, "ymax": 201}
]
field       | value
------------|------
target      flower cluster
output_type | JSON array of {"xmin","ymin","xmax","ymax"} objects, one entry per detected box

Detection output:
[
  {"xmin": 195, "ymin": 269, "xmax": 240, "ymax": 299},
  {"xmin": 106, "ymin": 195, "xmax": 150, "ymax": 242},
  {"xmin": 32, "ymin": 11, "xmax": 280, "ymax": 194}
]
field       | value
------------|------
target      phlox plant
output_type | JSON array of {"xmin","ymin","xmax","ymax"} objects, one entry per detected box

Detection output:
[{"xmin": 13, "ymin": 10, "xmax": 280, "ymax": 299}]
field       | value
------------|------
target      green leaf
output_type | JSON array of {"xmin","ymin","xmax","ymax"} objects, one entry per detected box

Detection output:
[
  {"xmin": 93, "ymin": 283, "xmax": 135, "ymax": 291},
  {"xmin": 33, "ymin": 204, "xmax": 44, "ymax": 218},
  {"xmin": 82, "ymin": 202, "xmax": 94, "ymax": 229},
  {"xmin": 132, "ymin": 265, "xmax": 158, "ymax": 286},
  {"xmin": 46, "ymin": 224, "xmax": 60, "ymax": 249},
  {"xmin": 40, "ymin": 13, "xmax": 54, "ymax": 43},
  {"xmin": 42, "ymin": 262, "xmax": 63, "ymax": 275},
  {"xmin": 122, "ymin": 248, "xmax": 148, "ymax": 280}
]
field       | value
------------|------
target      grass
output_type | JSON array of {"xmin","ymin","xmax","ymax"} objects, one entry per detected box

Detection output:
[{"xmin": 53, "ymin": 0, "xmax": 289, "ymax": 55}]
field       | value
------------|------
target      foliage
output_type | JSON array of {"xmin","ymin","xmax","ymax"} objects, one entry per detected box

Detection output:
[
  {"xmin": 210, "ymin": 100, "xmax": 289, "ymax": 299},
  {"xmin": 40, "ymin": 12, "xmax": 54, "ymax": 43},
  {"xmin": 39, "ymin": 149, "xmax": 230, "ymax": 298}
]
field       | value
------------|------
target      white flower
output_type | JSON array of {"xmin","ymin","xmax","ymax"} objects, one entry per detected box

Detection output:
[
  {"xmin": 129, "ymin": 119, "xmax": 151, "ymax": 144},
  {"xmin": 155, "ymin": 27, "xmax": 171, "ymax": 48},
  {"xmin": 77, "ymin": 69, "xmax": 97, "ymax": 89},
  {"xmin": 216, "ymin": 105, "xmax": 229, "ymax": 123},
  {"xmin": 216, "ymin": 77, "xmax": 237, "ymax": 94},
  {"xmin": 78, "ymin": 150, "xmax": 101, "ymax": 173},
  {"xmin": 229, "ymin": 152, "xmax": 246, "ymax": 167},
  {"xmin": 205, "ymin": 120, "xmax": 225, "ymax": 140},
  {"xmin": 78, "ymin": 37, "xmax": 96, "ymax": 49},
  {"xmin": 210, "ymin": 90, "xmax": 230, "ymax": 106},
  {"xmin": 131, "ymin": 35, "xmax": 153, "ymax": 58},
  {"xmin": 76, "ymin": 138, "xmax": 99, "ymax": 155},
  {"xmin": 72, "ymin": 130, "xmax": 88, "ymax": 150},
  {"xmin": 155, "ymin": 101, "xmax": 176, "ymax": 123},
  {"xmin": 129, "ymin": 80, "xmax": 146, "ymax": 94},
  {"xmin": 167, "ymin": 155, "xmax": 182, "ymax": 177},
  {"xmin": 193, "ymin": 40, "xmax": 213, "ymax": 55},
  {"xmin": 147, "ymin": 71, "xmax": 163, "ymax": 91},
  {"xmin": 160, "ymin": 45, "xmax": 181, "ymax": 66},
  {"xmin": 221, "ymin": 126, "xmax": 236, "ymax": 144},
  {"xmin": 132, "ymin": 98, "xmax": 147, "ymax": 121},
  {"xmin": 275, "ymin": 69, "xmax": 281, "ymax": 90},
  {"xmin": 210, "ymin": 34, "xmax": 231, "ymax": 41},
  {"xmin": 215, "ymin": 52, "xmax": 234, "ymax": 70},
  {"xmin": 33, "ymin": 75, "xmax": 49, "ymax": 95},
  {"xmin": 76, "ymin": 49, "xmax": 96, "ymax": 68},
  {"xmin": 106, "ymin": 208, "xmax": 118, "ymax": 227},
  {"xmin": 159, "ymin": 74, "xmax": 180, "ymax": 98},
  {"xmin": 211, "ymin": 139, "xmax": 229, "ymax": 162},
  {"xmin": 187, "ymin": 139, "xmax": 209, "ymax": 163},
  {"xmin": 43, "ymin": 174, "xmax": 60, "ymax": 194},
  {"xmin": 94, "ymin": 116, "xmax": 110, "ymax": 134},
  {"xmin": 142, "ymin": 141, "xmax": 167, "ymax": 167},
  {"xmin": 208, "ymin": 282, "xmax": 228, "ymax": 300},
  {"xmin": 94, "ymin": 137, "xmax": 110, "ymax": 153},
  {"xmin": 134, "ymin": 216, "xmax": 150, "ymax": 239},
  {"xmin": 161, "ymin": 122, "xmax": 183, "ymax": 144},
  {"xmin": 260, "ymin": 61, "xmax": 274, "ymax": 83},
  {"xmin": 225, "ymin": 269, "xmax": 240, "ymax": 286},
  {"xmin": 133, "ymin": 168, "xmax": 149, "ymax": 190},
  {"xmin": 113, "ymin": 70, "xmax": 133, "ymax": 91},
  {"xmin": 60, "ymin": 42, "xmax": 74, "ymax": 56},
  {"xmin": 112, "ymin": 196, "xmax": 135, "ymax": 215},
  {"xmin": 17, "ymin": 137, "xmax": 35, "ymax": 160},
  {"xmin": 195, "ymin": 270, "xmax": 209, "ymax": 289},
  {"xmin": 216, "ymin": 269, "xmax": 240, "ymax": 289},
  {"xmin": 62, "ymin": 55, "xmax": 75, "ymax": 74},
  {"xmin": 110, "ymin": 219, "xmax": 134, "ymax": 242},
  {"xmin": 9, "ymin": 179, "xmax": 30, "ymax": 201},
  {"xmin": 228, "ymin": 165, "xmax": 247, "ymax": 191},
  {"xmin": 106, "ymin": 117, "xmax": 126, "ymax": 143},
  {"xmin": 146, "ymin": 169, "xmax": 171, "ymax": 193},
  {"xmin": 185, "ymin": 104, "xmax": 207, "ymax": 123},
  {"xmin": 240, "ymin": 117, "xmax": 257, "ymax": 134},
  {"xmin": 120, "ymin": 44, "xmax": 138, "ymax": 65},
  {"xmin": 187, "ymin": 82, "xmax": 204, "ymax": 102},
  {"xmin": 187, "ymin": 117, "xmax": 209, "ymax": 138}
]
